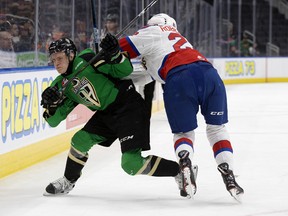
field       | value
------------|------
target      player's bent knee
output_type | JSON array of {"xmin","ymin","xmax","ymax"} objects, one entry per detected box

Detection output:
[
  {"xmin": 206, "ymin": 124, "xmax": 230, "ymax": 145},
  {"xmin": 71, "ymin": 130, "xmax": 97, "ymax": 153},
  {"xmin": 121, "ymin": 149, "xmax": 144, "ymax": 176},
  {"xmin": 173, "ymin": 130, "xmax": 195, "ymax": 143}
]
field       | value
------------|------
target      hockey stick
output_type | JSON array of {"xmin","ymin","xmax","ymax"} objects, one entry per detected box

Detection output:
[
  {"xmin": 59, "ymin": 0, "xmax": 158, "ymax": 96},
  {"xmin": 115, "ymin": 0, "xmax": 158, "ymax": 38},
  {"xmin": 91, "ymin": 0, "xmax": 100, "ymax": 53}
]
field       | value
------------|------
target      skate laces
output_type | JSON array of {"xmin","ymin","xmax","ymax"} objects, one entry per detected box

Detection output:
[
  {"xmin": 218, "ymin": 163, "xmax": 237, "ymax": 189},
  {"xmin": 178, "ymin": 150, "xmax": 191, "ymax": 169},
  {"xmin": 218, "ymin": 163, "xmax": 244, "ymax": 202},
  {"xmin": 177, "ymin": 150, "xmax": 197, "ymax": 198},
  {"xmin": 52, "ymin": 177, "xmax": 74, "ymax": 193}
]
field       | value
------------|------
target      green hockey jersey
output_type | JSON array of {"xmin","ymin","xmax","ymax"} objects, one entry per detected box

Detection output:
[{"xmin": 45, "ymin": 48, "xmax": 133, "ymax": 127}]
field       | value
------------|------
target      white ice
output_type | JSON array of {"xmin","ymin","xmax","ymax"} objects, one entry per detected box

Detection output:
[{"xmin": 1, "ymin": 83, "xmax": 288, "ymax": 216}]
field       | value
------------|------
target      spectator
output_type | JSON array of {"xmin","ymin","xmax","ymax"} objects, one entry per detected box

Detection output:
[
  {"xmin": 0, "ymin": 21, "xmax": 13, "ymax": 51},
  {"xmin": 0, "ymin": 21, "xmax": 16, "ymax": 68},
  {"xmin": 45, "ymin": 26, "xmax": 67, "ymax": 52},
  {"xmin": 228, "ymin": 35, "xmax": 239, "ymax": 57},
  {"xmin": 8, "ymin": 2, "xmax": 20, "ymax": 15},
  {"xmin": 100, "ymin": 13, "xmax": 119, "ymax": 39},
  {"xmin": 90, "ymin": 13, "xmax": 119, "ymax": 50},
  {"xmin": 249, "ymin": 42, "xmax": 259, "ymax": 56},
  {"xmin": 51, "ymin": 26, "xmax": 66, "ymax": 41},
  {"xmin": 10, "ymin": 23, "xmax": 21, "ymax": 52},
  {"xmin": 240, "ymin": 32, "xmax": 259, "ymax": 57},
  {"xmin": 240, "ymin": 34, "xmax": 251, "ymax": 56},
  {"xmin": 17, "ymin": 0, "xmax": 34, "ymax": 20},
  {"xmin": 75, "ymin": 19, "xmax": 88, "ymax": 50},
  {"xmin": 16, "ymin": 20, "xmax": 34, "ymax": 52}
]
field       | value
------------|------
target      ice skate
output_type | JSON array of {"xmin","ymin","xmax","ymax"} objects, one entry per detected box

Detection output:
[
  {"xmin": 175, "ymin": 164, "xmax": 198, "ymax": 198},
  {"xmin": 43, "ymin": 176, "xmax": 75, "ymax": 196},
  {"xmin": 217, "ymin": 163, "xmax": 244, "ymax": 202},
  {"xmin": 176, "ymin": 150, "xmax": 197, "ymax": 199}
]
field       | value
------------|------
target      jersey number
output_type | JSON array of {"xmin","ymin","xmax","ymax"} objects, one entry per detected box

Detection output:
[{"xmin": 168, "ymin": 32, "xmax": 188, "ymax": 51}]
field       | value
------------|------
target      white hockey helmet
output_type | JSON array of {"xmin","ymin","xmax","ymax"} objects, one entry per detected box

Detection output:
[{"xmin": 147, "ymin": 13, "xmax": 177, "ymax": 29}]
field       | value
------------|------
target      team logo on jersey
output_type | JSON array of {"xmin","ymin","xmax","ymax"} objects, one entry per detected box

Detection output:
[
  {"xmin": 72, "ymin": 77, "xmax": 100, "ymax": 107},
  {"xmin": 62, "ymin": 78, "xmax": 68, "ymax": 86}
]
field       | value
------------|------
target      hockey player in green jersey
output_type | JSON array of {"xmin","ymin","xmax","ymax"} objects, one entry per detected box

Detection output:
[{"xmin": 41, "ymin": 34, "xmax": 182, "ymax": 196}]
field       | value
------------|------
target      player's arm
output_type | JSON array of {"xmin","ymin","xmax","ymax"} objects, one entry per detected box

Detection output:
[
  {"xmin": 119, "ymin": 27, "xmax": 155, "ymax": 59},
  {"xmin": 78, "ymin": 34, "xmax": 133, "ymax": 79},
  {"xmin": 41, "ymin": 85, "xmax": 77, "ymax": 127},
  {"xmin": 119, "ymin": 36, "xmax": 141, "ymax": 59},
  {"xmin": 97, "ymin": 33, "xmax": 133, "ymax": 78},
  {"xmin": 97, "ymin": 52, "xmax": 133, "ymax": 78}
]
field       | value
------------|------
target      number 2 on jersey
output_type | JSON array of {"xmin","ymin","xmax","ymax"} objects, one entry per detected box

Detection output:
[{"xmin": 168, "ymin": 32, "xmax": 189, "ymax": 51}]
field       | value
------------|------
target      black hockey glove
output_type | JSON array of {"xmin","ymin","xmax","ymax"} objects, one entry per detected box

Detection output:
[
  {"xmin": 100, "ymin": 33, "xmax": 122, "ymax": 64},
  {"xmin": 41, "ymin": 86, "xmax": 62, "ymax": 116}
]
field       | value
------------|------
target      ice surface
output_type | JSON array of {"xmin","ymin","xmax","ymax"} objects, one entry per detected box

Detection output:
[{"xmin": 1, "ymin": 83, "xmax": 288, "ymax": 216}]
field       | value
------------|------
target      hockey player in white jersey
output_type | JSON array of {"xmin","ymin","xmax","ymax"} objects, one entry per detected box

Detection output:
[{"xmin": 119, "ymin": 13, "xmax": 244, "ymax": 201}]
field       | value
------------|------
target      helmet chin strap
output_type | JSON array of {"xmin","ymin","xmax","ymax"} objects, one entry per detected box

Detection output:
[
  {"xmin": 66, "ymin": 51, "xmax": 75, "ymax": 60},
  {"xmin": 62, "ymin": 54, "xmax": 75, "ymax": 77}
]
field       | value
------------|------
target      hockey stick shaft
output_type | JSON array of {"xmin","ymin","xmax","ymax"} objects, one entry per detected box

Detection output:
[
  {"xmin": 60, "ymin": 0, "xmax": 158, "ymax": 94},
  {"xmin": 91, "ymin": 0, "xmax": 99, "ymax": 53},
  {"xmin": 115, "ymin": 0, "xmax": 158, "ymax": 38}
]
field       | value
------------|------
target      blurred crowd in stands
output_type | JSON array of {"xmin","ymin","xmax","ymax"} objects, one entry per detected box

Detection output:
[
  {"xmin": 219, "ymin": 24, "xmax": 260, "ymax": 57},
  {"xmin": 0, "ymin": 0, "xmax": 120, "ymax": 55},
  {"xmin": 1, "ymin": 0, "xmax": 287, "ymax": 68},
  {"xmin": 0, "ymin": 0, "xmax": 36, "ymax": 52}
]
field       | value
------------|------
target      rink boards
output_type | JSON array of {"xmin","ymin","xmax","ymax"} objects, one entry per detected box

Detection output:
[
  {"xmin": 0, "ymin": 57, "xmax": 287, "ymax": 178},
  {"xmin": 213, "ymin": 57, "xmax": 288, "ymax": 83}
]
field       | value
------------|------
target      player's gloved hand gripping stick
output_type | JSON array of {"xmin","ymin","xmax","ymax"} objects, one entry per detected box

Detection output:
[
  {"xmin": 41, "ymin": 86, "xmax": 62, "ymax": 117},
  {"xmin": 54, "ymin": 0, "xmax": 159, "ymax": 104},
  {"xmin": 100, "ymin": 33, "xmax": 123, "ymax": 64}
]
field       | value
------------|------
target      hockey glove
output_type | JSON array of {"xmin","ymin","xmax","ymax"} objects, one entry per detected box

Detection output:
[
  {"xmin": 41, "ymin": 86, "xmax": 62, "ymax": 115},
  {"xmin": 100, "ymin": 33, "xmax": 122, "ymax": 64}
]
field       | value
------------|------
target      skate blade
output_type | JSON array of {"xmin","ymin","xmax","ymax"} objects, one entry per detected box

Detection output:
[
  {"xmin": 43, "ymin": 191, "xmax": 69, "ymax": 196},
  {"xmin": 192, "ymin": 165, "xmax": 198, "ymax": 181},
  {"xmin": 183, "ymin": 167, "xmax": 196, "ymax": 199},
  {"xmin": 229, "ymin": 188, "xmax": 244, "ymax": 203}
]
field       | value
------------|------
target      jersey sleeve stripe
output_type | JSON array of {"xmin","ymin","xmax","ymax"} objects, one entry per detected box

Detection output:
[{"xmin": 119, "ymin": 37, "xmax": 141, "ymax": 58}]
